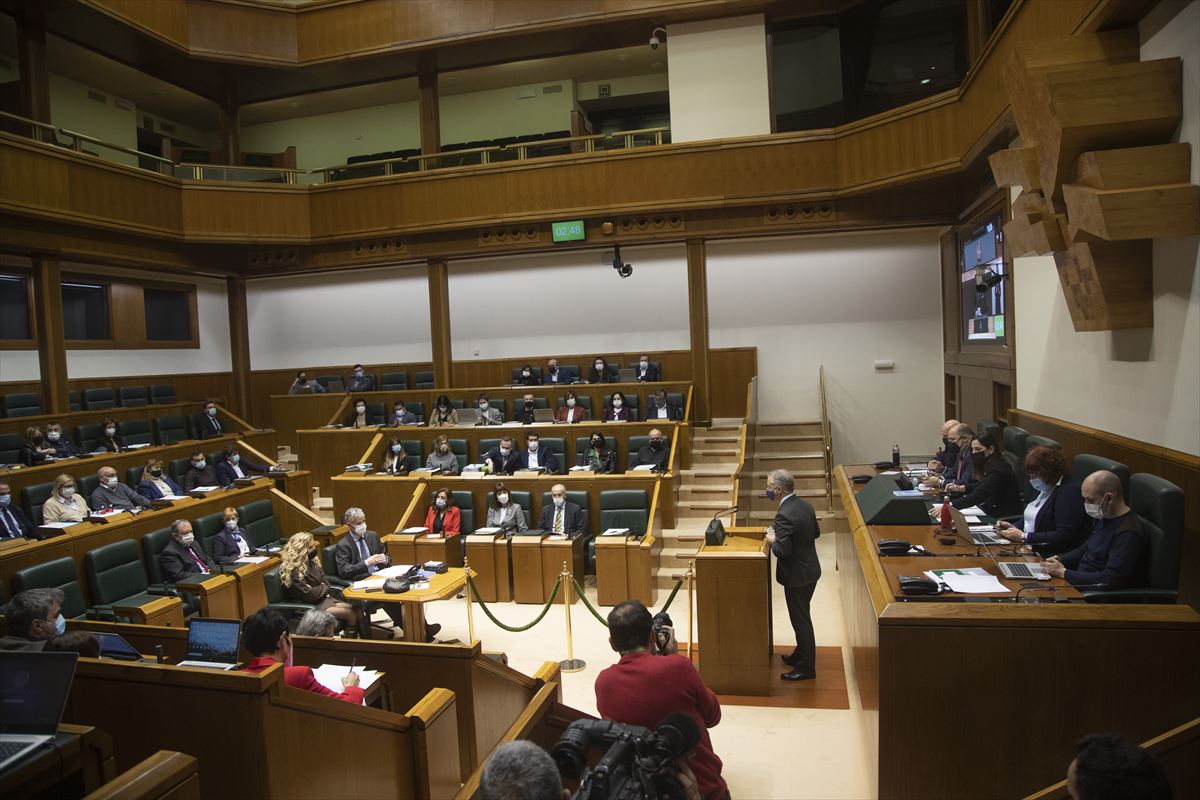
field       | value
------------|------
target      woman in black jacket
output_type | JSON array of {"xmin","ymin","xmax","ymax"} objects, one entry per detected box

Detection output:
[
  {"xmin": 996, "ymin": 445, "xmax": 1090, "ymax": 554},
  {"xmin": 950, "ymin": 432, "xmax": 1022, "ymax": 517}
]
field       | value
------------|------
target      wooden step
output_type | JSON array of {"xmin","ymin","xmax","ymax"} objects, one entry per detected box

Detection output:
[
  {"xmin": 692, "ymin": 451, "xmax": 740, "ymax": 465},
  {"xmin": 679, "ymin": 486, "xmax": 730, "ymax": 502},
  {"xmin": 756, "ymin": 422, "xmax": 823, "ymax": 437},
  {"xmin": 752, "ymin": 452, "xmax": 824, "ymax": 465},
  {"xmin": 681, "ymin": 473, "xmax": 736, "ymax": 488},
  {"xmin": 754, "ymin": 435, "xmax": 824, "ymax": 453}
]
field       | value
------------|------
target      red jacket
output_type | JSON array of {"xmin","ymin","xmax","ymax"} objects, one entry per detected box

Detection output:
[
  {"xmin": 423, "ymin": 505, "xmax": 461, "ymax": 534},
  {"xmin": 244, "ymin": 656, "xmax": 365, "ymax": 704},
  {"xmin": 595, "ymin": 652, "xmax": 726, "ymax": 800}
]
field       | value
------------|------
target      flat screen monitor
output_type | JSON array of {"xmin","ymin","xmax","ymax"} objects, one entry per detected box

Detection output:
[{"xmin": 960, "ymin": 213, "xmax": 1007, "ymax": 345}]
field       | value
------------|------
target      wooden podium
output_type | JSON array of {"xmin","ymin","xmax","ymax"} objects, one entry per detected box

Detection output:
[{"xmin": 694, "ymin": 530, "xmax": 773, "ymax": 696}]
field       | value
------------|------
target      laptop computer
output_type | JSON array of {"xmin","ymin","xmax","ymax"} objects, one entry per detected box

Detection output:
[
  {"xmin": 93, "ymin": 632, "xmax": 144, "ymax": 661},
  {"xmin": 948, "ymin": 506, "xmax": 1006, "ymax": 545},
  {"xmin": 532, "ymin": 408, "xmax": 555, "ymax": 423},
  {"xmin": 0, "ymin": 651, "xmax": 78, "ymax": 772},
  {"xmin": 997, "ymin": 561, "xmax": 1049, "ymax": 580},
  {"xmin": 176, "ymin": 618, "xmax": 242, "ymax": 670},
  {"xmin": 617, "ymin": 368, "xmax": 637, "ymax": 382},
  {"xmin": 456, "ymin": 407, "xmax": 480, "ymax": 426}
]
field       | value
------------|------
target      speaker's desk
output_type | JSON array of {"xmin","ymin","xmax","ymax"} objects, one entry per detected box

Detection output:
[
  {"xmin": 342, "ymin": 567, "xmax": 470, "ymax": 643},
  {"xmin": 836, "ymin": 464, "xmax": 1200, "ymax": 800},
  {"xmin": 694, "ymin": 530, "xmax": 773, "ymax": 696}
]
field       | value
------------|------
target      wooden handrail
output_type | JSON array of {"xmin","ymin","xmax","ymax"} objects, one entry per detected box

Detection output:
[{"xmin": 818, "ymin": 366, "xmax": 834, "ymax": 511}]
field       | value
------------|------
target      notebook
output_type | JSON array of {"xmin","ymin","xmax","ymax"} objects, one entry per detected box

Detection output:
[
  {"xmin": 176, "ymin": 618, "xmax": 241, "ymax": 670},
  {"xmin": 0, "ymin": 651, "xmax": 78, "ymax": 772}
]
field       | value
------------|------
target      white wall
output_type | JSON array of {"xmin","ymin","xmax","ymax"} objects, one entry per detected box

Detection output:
[
  {"xmin": 1, "ymin": 351, "xmax": 40, "ymax": 382},
  {"xmin": 447, "ymin": 245, "xmax": 690, "ymax": 362},
  {"xmin": 1014, "ymin": 0, "xmax": 1200, "ymax": 456},
  {"xmin": 49, "ymin": 73, "xmax": 138, "ymax": 167},
  {"xmin": 440, "ymin": 80, "xmax": 575, "ymax": 142},
  {"xmin": 246, "ymin": 265, "xmax": 431, "ymax": 369},
  {"xmin": 667, "ymin": 15, "xmax": 773, "ymax": 142},
  {"xmin": 577, "ymin": 73, "xmax": 669, "ymax": 102},
  {"xmin": 707, "ymin": 230, "xmax": 945, "ymax": 463}
]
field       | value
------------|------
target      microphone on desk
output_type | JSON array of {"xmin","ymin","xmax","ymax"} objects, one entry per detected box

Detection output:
[{"xmin": 710, "ymin": 506, "xmax": 738, "ymax": 521}]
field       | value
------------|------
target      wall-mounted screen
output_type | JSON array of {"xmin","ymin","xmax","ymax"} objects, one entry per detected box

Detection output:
[
  {"xmin": 551, "ymin": 220, "xmax": 585, "ymax": 242},
  {"xmin": 960, "ymin": 213, "xmax": 1006, "ymax": 344}
]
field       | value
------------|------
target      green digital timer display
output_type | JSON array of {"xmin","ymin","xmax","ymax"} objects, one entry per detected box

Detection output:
[{"xmin": 551, "ymin": 220, "xmax": 585, "ymax": 242}]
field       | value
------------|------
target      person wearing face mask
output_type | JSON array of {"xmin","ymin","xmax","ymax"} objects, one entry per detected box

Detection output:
[
  {"xmin": 927, "ymin": 419, "xmax": 962, "ymax": 473},
  {"xmin": 633, "ymin": 429, "xmax": 671, "ymax": 473},
  {"xmin": 18, "ymin": 425, "xmax": 56, "ymax": 466},
  {"xmin": 1040, "ymin": 470, "xmax": 1147, "ymax": 589},
  {"xmin": 0, "ymin": 588, "xmax": 66, "ymax": 651},
  {"xmin": 484, "ymin": 436, "xmax": 521, "ymax": 475},
  {"xmin": 242, "ymin": 609, "xmax": 363, "ymax": 702},
  {"xmin": 90, "ymin": 466, "xmax": 152, "ymax": 512},
  {"xmin": 136, "ymin": 459, "xmax": 183, "ymax": 500},
  {"xmin": 514, "ymin": 393, "xmax": 539, "ymax": 425},
  {"xmin": 587, "ymin": 357, "xmax": 616, "ymax": 384},
  {"xmin": 474, "ymin": 393, "xmax": 503, "ymax": 426},
  {"xmin": 345, "ymin": 364, "xmax": 375, "ymax": 393},
  {"xmin": 634, "ymin": 355, "xmax": 660, "ymax": 383},
  {"xmin": 183, "ymin": 450, "xmax": 219, "ymax": 491},
  {"xmin": 538, "ymin": 483, "xmax": 586, "ymax": 537},
  {"xmin": 579, "ymin": 432, "xmax": 616, "ymax": 474},
  {"xmin": 196, "ymin": 403, "xmax": 224, "ymax": 440},
  {"xmin": 389, "ymin": 400, "xmax": 419, "ymax": 426},
  {"xmin": 91, "ymin": 418, "xmax": 127, "ymax": 452},
  {"xmin": 423, "ymin": 489, "xmax": 461, "ymax": 538},
  {"xmin": 647, "ymin": 389, "xmax": 681, "ymax": 421},
  {"xmin": 515, "ymin": 364, "xmax": 541, "ymax": 386},
  {"xmin": 289, "ymin": 370, "xmax": 326, "ymax": 394},
  {"xmin": 485, "ymin": 482, "xmax": 529, "ymax": 535},
  {"xmin": 603, "ymin": 391, "xmax": 634, "ymax": 422},
  {"xmin": 555, "ymin": 390, "xmax": 589, "ymax": 423},
  {"xmin": 42, "ymin": 474, "xmax": 91, "ymax": 523},
  {"xmin": 279, "ymin": 532, "xmax": 364, "ymax": 636},
  {"xmin": 381, "ymin": 438, "xmax": 409, "ymax": 475},
  {"xmin": 544, "ymin": 358, "xmax": 571, "ymax": 384},
  {"xmin": 522, "ymin": 432, "xmax": 559, "ymax": 473},
  {"xmin": 425, "ymin": 435, "xmax": 460, "ymax": 475},
  {"xmin": 159, "ymin": 519, "xmax": 214, "ymax": 583},
  {"xmin": 995, "ymin": 445, "xmax": 1089, "ymax": 555},
  {"xmin": 924, "ymin": 423, "xmax": 975, "ymax": 491},
  {"xmin": 44, "ymin": 423, "xmax": 81, "ymax": 459},
  {"xmin": 0, "ymin": 481, "xmax": 36, "ymax": 540},
  {"xmin": 211, "ymin": 506, "xmax": 254, "ymax": 565},
  {"xmin": 763, "ymin": 469, "xmax": 821, "ymax": 681},
  {"xmin": 949, "ymin": 432, "xmax": 1022, "ymax": 517},
  {"xmin": 345, "ymin": 397, "xmax": 373, "ymax": 428},
  {"xmin": 215, "ymin": 444, "xmax": 269, "ymax": 486},
  {"xmin": 429, "ymin": 394, "xmax": 459, "ymax": 427},
  {"xmin": 337, "ymin": 507, "xmax": 428, "ymax": 637}
]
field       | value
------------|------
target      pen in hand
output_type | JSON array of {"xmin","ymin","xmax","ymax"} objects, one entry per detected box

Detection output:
[{"xmin": 349, "ymin": 657, "xmax": 357, "ymax": 677}]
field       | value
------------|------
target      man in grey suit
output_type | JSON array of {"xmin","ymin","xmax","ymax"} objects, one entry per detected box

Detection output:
[{"xmin": 764, "ymin": 469, "xmax": 821, "ymax": 681}]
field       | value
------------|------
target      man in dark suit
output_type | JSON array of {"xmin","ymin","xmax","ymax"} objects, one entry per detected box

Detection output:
[
  {"xmin": 539, "ymin": 483, "xmax": 586, "ymax": 536},
  {"xmin": 544, "ymin": 358, "xmax": 568, "ymax": 384},
  {"xmin": 521, "ymin": 432, "xmax": 559, "ymax": 473},
  {"xmin": 388, "ymin": 400, "xmax": 418, "ymax": 426},
  {"xmin": 483, "ymin": 436, "xmax": 521, "ymax": 475},
  {"xmin": 345, "ymin": 364, "xmax": 375, "ymax": 393},
  {"xmin": 183, "ymin": 451, "xmax": 219, "ymax": 491},
  {"xmin": 334, "ymin": 507, "xmax": 435, "ymax": 638},
  {"xmin": 514, "ymin": 393, "xmax": 539, "ymax": 424},
  {"xmin": 634, "ymin": 355, "xmax": 660, "ymax": 382},
  {"xmin": 644, "ymin": 389, "xmax": 681, "ymax": 422},
  {"xmin": 159, "ymin": 519, "xmax": 214, "ymax": 582},
  {"xmin": 632, "ymin": 429, "xmax": 670, "ymax": 472},
  {"xmin": 764, "ymin": 469, "xmax": 821, "ymax": 681},
  {"xmin": 0, "ymin": 482, "xmax": 36, "ymax": 540},
  {"xmin": 197, "ymin": 402, "xmax": 224, "ymax": 439},
  {"xmin": 214, "ymin": 445, "xmax": 270, "ymax": 486}
]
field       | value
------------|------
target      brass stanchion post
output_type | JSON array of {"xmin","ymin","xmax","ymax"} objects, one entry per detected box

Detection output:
[
  {"xmin": 686, "ymin": 560, "xmax": 695, "ymax": 662},
  {"xmin": 558, "ymin": 562, "xmax": 586, "ymax": 673},
  {"xmin": 463, "ymin": 558, "xmax": 476, "ymax": 644}
]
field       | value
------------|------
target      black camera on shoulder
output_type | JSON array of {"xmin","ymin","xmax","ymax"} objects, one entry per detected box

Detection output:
[{"xmin": 552, "ymin": 714, "xmax": 699, "ymax": 800}]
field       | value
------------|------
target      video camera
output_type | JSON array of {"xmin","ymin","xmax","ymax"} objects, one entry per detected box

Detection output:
[
  {"xmin": 651, "ymin": 612, "xmax": 673, "ymax": 655},
  {"xmin": 552, "ymin": 714, "xmax": 699, "ymax": 800}
]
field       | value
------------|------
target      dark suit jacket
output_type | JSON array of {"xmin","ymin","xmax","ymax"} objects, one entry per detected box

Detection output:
[
  {"xmin": 539, "ymin": 501, "xmax": 586, "ymax": 536},
  {"xmin": 521, "ymin": 446, "xmax": 559, "ymax": 474},
  {"xmin": 197, "ymin": 414, "xmax": 225, "ymax": 440},
  {"xmin": 159, "ymin": 539, "xmax": 214, "ymax": 583},
  {"xmin": 643, "ymin": 401, "xmax": 681, "ymax": 422},
  {"xmin": 184, "ymin": 465, "xmax": 220, "ymax": 491},
  {"xmin": 1025, "ymin": 476, "xmax": 1090, "ymax": 554},
  {"xmin": 283, "ymin": 561, "xmax": 331, "ymax": 605},
  {"xmin": 346, "ymin": 375, "xmax": 375, "ymax": 393},
  {"xmin": 634, "ymin": 443, "xmax": 669, "ymax": 472},
  {"xmin": 215, "ymin": 457, "xmax": 268, "ymax": 486},
  {"xmin": 484, "ymin": 446, "xmax": 522, "ymax": 475},
  {"xmin": 96, "ymin": 434, "xmax": 125, "ymax": 453},
  {"xmin": 333, "ymin": 531, "xmax": 391, "ymax": 580},
  {"xmin": 771, "ymin": 495, "xmax": 821, "ymax": 588},
  {"xmin": 18, "ymin": 442, "xmax": 49, "ymax": 467},
  {"xmin": 0, "ymin": 504, "xmax": 35, "ymax": 540},
  {"xmin": 602, "ymin": 406, "xmax": 634, "ymax": 422},
  {"xmin": 634, "ymin": 364, "xmax": 661, "ymax": 382},
  {"xmin": 514, "ymin": 407, "xmax": 538, "ymax": 424},
  {"xmin": 544, "ymin": 369, "xmax": 569, "ymax": 384},
  {"xmin": 555, "ymin": 405, "xmax": 590, "ymax": 423},
  {"xmin": 211, "ymin": 526, "xmax": 252, "ymax": 565},
  {"xmin": 515, "ymin": 374, "xmax": 541, "ymax": 386},
  {"xmin": 50, "ymin": 438, "xmax": 80, "ymax": 458},
  {"xmin": 587, "ymin": 366, "xmax": 617, "ymax": 384},
  {"xmin": 136, "ymin": 476, "xmax": 183, "ymax": 500},
  {"xmin": 952, "ymin": 456, "xmax": 1022, "ymax": 517}
]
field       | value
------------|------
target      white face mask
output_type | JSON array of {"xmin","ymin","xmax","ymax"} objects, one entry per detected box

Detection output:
[
  {"xmin": 352, "ymin": 522, "xmax": 367, "ymax": 535},
  {"xmin": 566, "ymin": 398, "xmax": 576, "ymax": 407},
  {"xmin": 522, "ymin": 371, "xmax": 531, "ymax": 377},
  {"xmin": 640, "ymin": 361, "xmax": 649, "ymax": 368},
  {"xmin": 612, "ymin": 398, "xmax": 623, "ymax": 408},
  {"xmin": 391, "ymin": 444, "xmax": 403, "ymax": 453},
  {"xmin": 479, "ymin": 402, "xmax": 489, "ymax": 411},
  {"xmin": 553, "ymin": 497, "xmax": 565, "ymax": 508},
  {"xmin": 179, "ymin": 533, "xmax": 195, "ymax": 546},
  {"xmin": 356, "ymin": 405, "xmax": 366, "ymax": 414},
  {"xmin": 1084, "ymin": 495, "xmax": 1109, "ymax": 520},
  {"xmin": 47, "ymin": 431, "xmax": 61, "ymax": 441},
  {"xmin": 194, "ymin": 460, "xmax": 206, "ymax": 471},
  {"xmin": 105, "ymin": 427, "xmax": 117, "ymax": 436},
  {"xmin": 231, "ymin": 454, "xmax": 240, "ymax": 464},
  {"xmin": 206, "ymin": 407, "xmax": 217, "ymax": 417},
  {"xmin": 104, "ymin": 477, "xmax": 118, "ymax": 488},
  {"xmin": 225, "ymin": 519, "xmax": 238, "ymax": 530},
  {"xmin": 499, "ymin": 447, "xmax": 511, "ymax": 456},
  {"xmin": 595, "ymin": 363, "xmax": 604, "ymax": 371},
  {"xmin": 527, "ymin": 442, "xmax": 538, "ymax": 452},
  {"xmin": 497, "ymin": 493, "xmax": 509, "ymax": 505},
  {"xmin": 61, "ymin": 487, "xmax": 75, "ymax": 499}
]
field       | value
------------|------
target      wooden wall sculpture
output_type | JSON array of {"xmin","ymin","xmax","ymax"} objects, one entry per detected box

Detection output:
[{"xmin": 988, "ymin": 29, "xmax": 1199, "ymax": 331}]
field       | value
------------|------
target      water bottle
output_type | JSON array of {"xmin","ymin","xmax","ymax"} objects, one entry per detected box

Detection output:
[
  {"xmin": 939, "ymin": 494, "xmax": 953, "ymax": 531},
  {"xmin": 891, "ymin": 444, "xmax": 900, "ymax": 468}
]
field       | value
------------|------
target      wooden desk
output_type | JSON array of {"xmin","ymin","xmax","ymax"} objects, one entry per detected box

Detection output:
[
  {"xmin": 464, "ymin": 532, "xmax": 511, "ymax": 602},
  {"xmin": 0, "ymin": 724, "xmax": 114, "ymax": 800},
  {"xmin": 383, "ymin": 531, "xmax": 464, "ymax": 568},
  {"xmin": 295, "ymin": 427, "xmax": 381, "ymax": 494},
  {"xmin": 508, "ymin": 532, "xmax": 585, "ymax": 605},
  {"xmin": 835, "ymin": 464, "xmax": 1200, "ymax": 799},
  {"xmin": 0, "ymin": 401, "xmax": 204, "ymax": 438},
  {"xmin": 694, "ymin": 533, "xmax": 773, "ymax": 696},
  {"xmin": 220, "ymin": 557, "xmax": 278, "ymax": 616},
  {"xmin": 113, "ymin": 594, "xmax": 185, "ymax": 627},
  {"xmin": 342, "ymin": 568, "xmax": 470, "ymax": 643},
  {"xmin": 878, "ymin": 556, "xmax": 1081, "ymax": 601},
  {"xmin": 175, "ymin": 572, "xmax": 240, "ymax": 618}
]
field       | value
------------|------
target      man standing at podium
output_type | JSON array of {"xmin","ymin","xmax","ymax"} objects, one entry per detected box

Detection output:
[{"xmin": 764, "ymin": 469, "xmax": 821, "ymax": 681}]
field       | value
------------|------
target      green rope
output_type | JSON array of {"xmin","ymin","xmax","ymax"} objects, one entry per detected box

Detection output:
[
  {"xmin": 569, "ymin": 575, "xmax": 610, "ymax": 627},
  {"xmin": 467, "ymin": 573, "xmax": 561, "ymax": 632},
  {"xmin": 657, "ymin": 577, "xmax": 685, "ymax": 616}
]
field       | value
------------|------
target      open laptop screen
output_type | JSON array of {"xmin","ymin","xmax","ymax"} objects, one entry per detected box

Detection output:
[
  {"xmin": 0, "ymin": 651, "xmax": 78, "ymax": 735},
  {"xmin": 185, "ymin": 618, "xmax": 241, "ymax": 663}
]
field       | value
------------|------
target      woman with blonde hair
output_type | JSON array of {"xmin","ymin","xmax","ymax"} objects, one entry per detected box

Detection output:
[
  {"xmin": 136, "ymin": 458, "xmax": 183, "ymax": 500},
  {"xmin": 42, "ymin": 474, "xmax": 90, "ymax": 523},
  {"xmin": 425, "ymin": 434, "xmax": 459, "ymax": 475},
  {"xmin": 278, "ymin": 532, "xmax": 363, "ymax": 637}
]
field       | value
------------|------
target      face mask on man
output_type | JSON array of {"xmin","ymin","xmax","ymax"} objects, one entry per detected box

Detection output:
[
  {"xmin": 179, "ymin": 532, "xmax": 195, "ymax": 546},
  {"xmin": 354, "ymin": 369, "xmax": 364, "ymax": 377},
  {"xmin": 522, "ymin": 371, "xmax": 531, "ymax": 378},
  {"xmin": 352, "ymin": 523, "xmax": 367, "ymax": 535},
  {"xmin": 0, "ymin": 494, "xmax": 10, "ymax": 506},
  {"xmin": 104, "ymin": 476, "xmax": 118, "ymax": 488},
  {"xmin": 548, "ymin": 365, "xmax": 558, "ymax": 373},
  {"xmin": 230, "ymin": 454, "xmax": 240, "ymax": 464},
  {"xmin": 567, "ymin": 398, "xmax": 576, "ymax": 407},
  {"xmin": 765, "ymin": 486, "xmax": 777, "ymax": 501},
  {"xmin": 650, "ymin": 439, "xmax": 663, "ymax": 450},
  {"xmin": 640, "ymin": 360, "xmax": 649, "ymax": 369},
  {"xmin": 206, "ymin": 407, "xmax": 217, "ymax": 417},
  {"xmin": 1084, "ymin": 495, "xmax": 1109, "ymax": 520},
  {"xmin": 54, "ymin": 614, "xmax": 66, "ymax": 636},
  {"xmin": 47, "ymin": 431, "xmax": 61, "ymax": 442},
  {"xmin": 194, "ymin": 460, "xmax": 206, "ymax": 471},
  {"xmin": 499, "ymin": 447, "xmax": 511, "ymax": 456},
  {"xmin": 656, "ymin": 398, "xmax": 666, "ymax": 407},
  {"xmin": 225, "ymin": 519, "xmax": 238, "ymax": 530},
  {"xmin": 524, "ymin": 401, "xmax": 534, "ymax": 410},
  {"xmin": 553, "ymin": 496, "xmax": 565, "ymax": 508},
  {"xmin": 527, "ymin": 442, "xmax": 538, "ymax": 453},
  {"xmin": 105, "ymin": 427, "xmax": 117, "ymax": 436}
]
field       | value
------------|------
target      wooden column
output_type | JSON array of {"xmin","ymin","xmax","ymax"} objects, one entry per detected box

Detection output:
[
  {"xmin": 226, "ymin": 277, "xmax": 252, "ymax": 418},
  {"xmin": 16, "ymin": 0, "xmax": 51, "ymax": 124},
  {"xmin": 418, "ymin": 53, "xmax": 441, "ymax": 155},
  {"xmin": 32, "ymin": 255, "xmax": 68, "ymax": 413},
  {"xmin": 427, "ymin": 259, "xmax": 452, "ymax": 388},
  {"xmin": 686, "ymin": 239, "xmax": 711, "ymax": 425},
  {"xmin": 219, "ymin": 97, "xmax": 241, "ymax": 166}
]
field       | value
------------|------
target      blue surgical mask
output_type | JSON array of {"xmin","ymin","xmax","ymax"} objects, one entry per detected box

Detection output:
[
  {"xmin": 0, "ymin": 494, "xmax": 10, "ymax": 506},
  {"xmin": 1029, "ymin": 477, "xmax": 1049, "ymax": 495},
  {"xmin": 231, "ymin": 454, "xmax": 240, "ymax": 464},
  {"xmin": 765, "ymin": 488, "xmax": 777, "ymax": 501},
  {"xmin": 55, "ymin": 614, "xmax": 66, "ymax": 636}
]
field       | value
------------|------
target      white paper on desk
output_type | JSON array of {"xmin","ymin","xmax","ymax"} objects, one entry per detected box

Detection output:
[
  {"xmin": 375, "ymin": 565, "xmax": 415, "ymax": 578},
  {"xmin": 939, "ymin": 573, "xmax": 1010, "ymax": 594},
  {"xmin": 601, "ymin": 528, "xmax": 630, "ymax": 537},
  {"xmin": 879, "ymin": 470, "xmax": 900, "ymax": 475},
  {"xmin": 126, "ymin": 443, "xmax": 151, "ymax": 449},
  {"xmin": 40, "ymin": 521, "xmax": 77, "ymax": 529},
  {"xmin": 969, "ymin": 525, "xmax": 995, "ymax": 533},
  {"xmin": 350, "ymin": 577, "xmax": 385, "ymax": 590},
  {"xmin": 892, "ymin": 490, "xmax": 924, "ymax": 498},
  {"xmin": 312, "ymin": 665, "xmax": 382, "ymax": 702},
  {"xmin": 237, "ymin": 556, "xmax": 269, "ymax": 564},
  {"xmin": 474, "ymin": 527, "xmax": 501, "ymax": 534},
  {"xmin": 957, "ymin": 505, "xmax": 986, "ymax": 516},
  {"xmin": 569, "ymin": 465, "xmax": 591, "ymax": 472},
  {"xmin": 906, "ymin": 463, "xmax": 930, "ymax": 471},
  {"xmin": 632, "ymin": 464, "xmax": 656, "ymax": 472},
  {"xmin": 400, "ymin": 527, "xmax": 428, "ymax": 534},
  {"xmin": 160, "ymin": 494, "xmax": 189, "ymax": 501},
  {"xmin": 964, "ymin": 515, "xmax": 982, "ymax": 523},
  {"xmin": 191, "ymin": 486, "xmax": 219, "ymax": 493}
]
